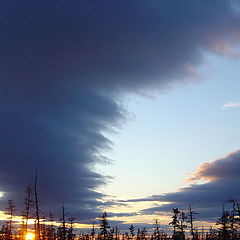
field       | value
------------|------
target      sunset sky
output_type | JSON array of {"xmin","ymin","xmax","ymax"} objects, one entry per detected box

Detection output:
[{"xmin": 1, "ymin": 0, "xmax": 240, "ymax": 231}]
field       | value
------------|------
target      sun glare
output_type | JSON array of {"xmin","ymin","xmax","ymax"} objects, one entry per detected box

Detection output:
[{"xmin": 26, "ymin": 233, "xmax": 35, "ymax": 240}]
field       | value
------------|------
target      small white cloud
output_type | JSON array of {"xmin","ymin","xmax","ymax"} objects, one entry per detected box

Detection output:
[{"xmin": 222, "ymin": 102, "xmax": 240, "ymax": 109}]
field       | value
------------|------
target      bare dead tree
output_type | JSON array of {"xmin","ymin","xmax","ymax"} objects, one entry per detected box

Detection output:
[
  {"xmin": 90, "ymin": 222, "xmax": 96, "ymax": 239},
  {"xmin": 153, "ymin": 219, "xmax": 160, "ymax": 240},
  {"xmin": 189, "ymin": 205, "xmax": 198, "ymax": 240},
  {"xmin": 22, "ymin": 185, "xmax": 34, "ymax": 234},
  {"xmin": 34, "ymin": 168, "xmax": 41, "ymax": 240},
  {"xmin": 60, "ymin": 203, "xmax": 67, "ymax": 240},
  {"xmin": 6, "ymin": 199, "xmax": 16, "ymax": 240}
]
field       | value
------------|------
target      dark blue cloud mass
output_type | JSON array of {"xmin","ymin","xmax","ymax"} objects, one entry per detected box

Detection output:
[{"xmin": 1, "ymin": 0, "xmax": 240, "ymax": 221}]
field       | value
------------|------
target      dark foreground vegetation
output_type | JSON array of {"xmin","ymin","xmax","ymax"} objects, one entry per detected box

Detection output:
[{"xmin": 1, "ymin": 183, "xmax": 240, "ymax": 240}]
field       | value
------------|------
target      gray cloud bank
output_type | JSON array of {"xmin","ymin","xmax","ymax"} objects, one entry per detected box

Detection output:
[
  {"xmin": 128, "ymin": 150, "xmax": 240, "ymax": 222},
  {"xmin": 1, "ymin": 0, "xmax": 240, "ymax": 221}
]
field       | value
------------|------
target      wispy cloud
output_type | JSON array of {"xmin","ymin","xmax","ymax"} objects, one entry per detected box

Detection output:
[{"xmin": 222, "ymin": 102, "xmax": 240, "ymax": 109}]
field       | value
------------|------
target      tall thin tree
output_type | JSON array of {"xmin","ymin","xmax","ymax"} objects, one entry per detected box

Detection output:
[
  {"xmin": 189, "ymin": 205, "xmax": 198, "ymax": 240},
  {"xmin": 34, "ymin": 168, "xmax": 41, "ymax": 240},
  {"xmin": 6, "ymin": 200, "xmax": 16, "ymax": 240},
  {"xmin": 22, "ymin": 185, "xmax": 34, "ymax": 234},
  {"xmin": 61, "ymin": 203, "xmax": 66, "ymax": 240}
]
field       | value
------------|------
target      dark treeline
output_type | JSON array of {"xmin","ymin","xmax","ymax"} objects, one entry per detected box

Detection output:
[{"xmin": 1, "ymin": 184, "xmax": 240, "ymax": 240}]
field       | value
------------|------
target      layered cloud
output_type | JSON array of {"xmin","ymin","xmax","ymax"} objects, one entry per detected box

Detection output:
[
  {"xmin": 1, "ymin": 0, "xmax": 240, "ymax": 221},
  {"xmin": 130, "ymin": 150, "xmax": 240, "ymax": 221}
]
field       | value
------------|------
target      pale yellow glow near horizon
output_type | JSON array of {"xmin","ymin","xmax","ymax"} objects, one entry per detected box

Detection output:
[
  {"xmin": 109, "ymin": 213, "xmax": 172, "ymax": 226},
  {"xmin": 0, "ymin": 209, "xmax": 216, "ymax": 231},
  {"xmin": 0, "ymin": 210, "xmax": 23, "ymax": 222},
  {"xmin": 102, "ymin": 198, "xmax": 172, "ymax": 213},
  {"xmin": 0, "ymin": 210, "xmax": 93, "ymax": 229},
  {"xmin": 103, "ymin": 199, "xmax": 173, "ymax": 225}
]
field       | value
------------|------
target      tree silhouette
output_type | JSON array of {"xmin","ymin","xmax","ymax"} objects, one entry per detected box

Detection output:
[
  {"xmin": 216, "ymin": 206, "xmax": 231, "ymax": 240},
  {"xmin": 6, "ymin": 199, "xmax": 16, "ymax": 240},
  {"xmin": 90, "ymin": 222, "xmax": 96, "ymax": 239},
  {"xmin": 129, "ymin": 225, "xmax": 135, "ymax": 239},
  {"xmin": 46, "ymin": 212, "xmax": 55, "ymax": 240},
  {"xmin": 178, "ymin": 211, "xmax": 187, "ymax": 240},
  {"xmin": 169, "ymin": 208, "xmax": 180, "ymax": 239},
  {"xmin": 188, "ymin": 205, "xmax": 198, "ymax": 240},
  {"xmin": 153, "ymin": 219, "xmax": 161, "ymax": 240},
  {"xmin": 140, "ymin": 228, "xmax": 147, "ymax": 240},
  {"xmin": 115, "ymin": 226, "xmax": 120, "ymax": 240},
  {"xmin": 67, "ymin": 217, "xmax": 75, "ymax": 240},
  {"xmin": 34, "ymin": 168, "xmax": 41, "ymax": 240},
  {"xmin": 58, "ymin": 203, "xmax": 67, "ymax": 240},
  {"xmin": 22, "ymin": 186, "xmax": 34, "ymax": 235},
  {"xmin": 99, "ymin": 212, "xmax": 110, "ymax": 240},
  {"xmin": 137, "ymin": 228, "xmax": 141, "ymax": 240},
  {"xmin": 109, "ymin": 227, "xmax": 115, "ymax": 240}
]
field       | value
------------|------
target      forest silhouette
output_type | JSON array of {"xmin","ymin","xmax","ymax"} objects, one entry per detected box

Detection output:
[{"xmin": 1, "ymin": 182, "xmax": 240, "ymax": 240}]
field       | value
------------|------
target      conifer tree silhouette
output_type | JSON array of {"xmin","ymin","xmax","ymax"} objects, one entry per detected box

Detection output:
[
  {"xmin": 99, "ymin": 212, "xmax": 110, "ymax": 240},
  {"xmin": 129, "ymin": 225, "xmax": 135, "ymax": 239}
]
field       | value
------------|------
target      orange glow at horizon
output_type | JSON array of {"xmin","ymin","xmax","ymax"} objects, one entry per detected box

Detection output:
[{"xmin": 26, "ymin": 233, "xmax": 35, "ymax": 240}]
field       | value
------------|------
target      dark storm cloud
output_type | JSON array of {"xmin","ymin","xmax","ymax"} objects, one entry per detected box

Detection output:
[
  {"xmin": 2, "ymin": 0, "xmax": 240, "ymax": 94},
  {"xmin": 0, "ymin": 89, "xmax": 123, "ymax": 220},
  {"xmin": 1, "ymin": 0, "xmax": 240, "ymax": 220},
  {"xmin": 131, "ymin": 150, "xmax": 240, "ymax": 221}
]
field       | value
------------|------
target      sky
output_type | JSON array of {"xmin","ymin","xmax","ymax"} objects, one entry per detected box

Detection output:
[
  {"xmin": 98, "ymin": 53, "xmax": 240, "ymax": 228},
  {"xmin": 1, "ymin": 0, "xmax": 240, "ymax": 230},
  {"xmin": 101, "ymin": 53, "xmax": 240, "ymax": 199}
]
